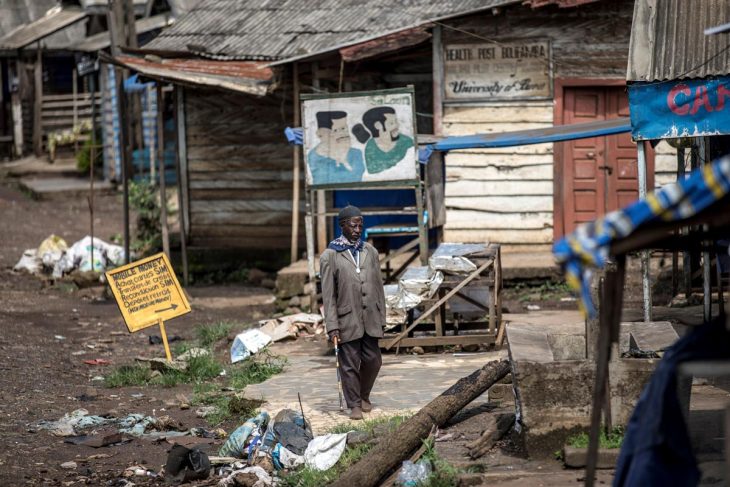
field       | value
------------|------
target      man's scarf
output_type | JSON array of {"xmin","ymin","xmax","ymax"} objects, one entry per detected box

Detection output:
[{"xmin": 328, "ymin": 234, "xmax": 363, "ymax": 256}]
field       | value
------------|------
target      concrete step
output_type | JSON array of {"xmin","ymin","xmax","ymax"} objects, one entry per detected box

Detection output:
[{"xmin": 18, "ymin": 177, "xmax": 115, "ymax": 199}]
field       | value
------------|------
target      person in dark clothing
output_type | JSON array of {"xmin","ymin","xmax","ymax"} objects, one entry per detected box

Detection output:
[{"xmin": 320, "ymin": 205, "xmax": 385, "ymax": 420}]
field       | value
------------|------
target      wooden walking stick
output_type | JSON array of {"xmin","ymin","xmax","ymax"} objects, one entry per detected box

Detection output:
[{"xmin": 333, "ymin": 336, "xmax": 344, "ymax": 411}]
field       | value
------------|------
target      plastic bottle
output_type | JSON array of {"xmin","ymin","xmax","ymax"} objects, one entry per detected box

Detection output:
[{"xmin": 396, "ymin": 459, "xmax": 432, "ymax": 486}]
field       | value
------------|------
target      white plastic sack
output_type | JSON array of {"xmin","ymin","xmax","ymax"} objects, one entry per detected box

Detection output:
[
  {"xmin": 304, "ymin": 433, "xmax": 348, "ymax": 471},
  {"xmin": 278, "ymin": 444, "xmax": 305, "ymax": 469},
  {"xmin": 52, "ymin": 236, "xmax": 127, "ymax": 278},
  {"xmin": 429, "ymin": 242, "xmax": 487, "ymax": 274},
  {"xmin": 14, "ymin": 249, "xmax": 41, "ymax": 274},
  {"xmin": 230, "ymin": 330, "xmax": 272, "ymax": 363}
]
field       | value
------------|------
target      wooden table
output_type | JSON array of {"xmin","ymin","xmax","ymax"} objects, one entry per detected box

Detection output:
[{"xmin": 380, "ymin": 243, "xmax": 503, "ymax": 350}]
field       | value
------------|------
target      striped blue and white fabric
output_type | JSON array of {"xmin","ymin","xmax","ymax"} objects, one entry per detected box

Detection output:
[{"xmin": 554, "ymin": 155, "xmax": 730, "ymax": 318}]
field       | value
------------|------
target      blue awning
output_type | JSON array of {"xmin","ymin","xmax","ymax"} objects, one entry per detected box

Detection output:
[
  {"xmin": 433, "ymin": 117, "xmax": 631, "ymax": 151},
  {"xmin": 284, "ymin": 117, "xmax": 632, "ymax": 164}
]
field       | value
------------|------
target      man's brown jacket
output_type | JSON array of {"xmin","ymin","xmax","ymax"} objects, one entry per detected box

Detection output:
[{"xmin": 320, "ymin": 243, "xmax": 385, "ymax": 343}]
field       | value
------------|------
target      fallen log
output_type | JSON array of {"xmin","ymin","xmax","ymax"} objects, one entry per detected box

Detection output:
[
  {"xmin": 466, "ymin": 412, "xmax": 515, "ymax": 459},
  {"xmin": 331, "ymin": 359, "xmax": 511, "ymax": 487}
]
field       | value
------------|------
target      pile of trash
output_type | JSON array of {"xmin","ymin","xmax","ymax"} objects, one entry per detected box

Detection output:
[
  {"xmin": 31, "ymin": 408, "xmax": 187, "ymax": 439},
  {"xmin": 230, "ymin": 313, "xmax": 325, "ymax": 363},
  {"xmin": 213, "ymin": 408, "xmax": 348, "ymax": 486},
  {"xmin": 14, "ymin": 234, "xmax": 128, "ymax": 280}
]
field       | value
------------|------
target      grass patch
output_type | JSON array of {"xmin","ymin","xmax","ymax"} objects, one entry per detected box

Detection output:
[
  {"xmin": 196, "ymin": 321, "xmax": 235, "ymax": 347},
  {"xmin": 229, "ymin": 349, "xmax": 288, "ymax": 390},
  {"xmin": 567, "ymin": 427, "xmax": 624, "ymax": 449},
  {"xmin": 105, "ymin": 353, "xmax": 223, "ymax": 388},
  {"xmin": 104, "ymin": 364, "xmax": 152, "ymax": 388},
  {"xmin": 281, "ymin": 414, "xmax": 411, "ymax": 487},
  {"xmin": 418, "ymin": 437, "xmax": 461, "ymax": 487}
]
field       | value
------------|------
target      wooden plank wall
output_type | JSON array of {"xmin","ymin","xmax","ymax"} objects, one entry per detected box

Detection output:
[
  {"xmin": 185, "ymin": 88, "xmax": 299, "ymax": 249},
  {"xmin": 441, "ymin": 0, "xmax": 634, "ymax": 251}
]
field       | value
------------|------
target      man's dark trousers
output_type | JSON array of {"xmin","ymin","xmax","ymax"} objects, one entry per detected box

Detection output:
[{"xmin": 339, "ymin": 334, "xmax": 382, "ymax": 408}]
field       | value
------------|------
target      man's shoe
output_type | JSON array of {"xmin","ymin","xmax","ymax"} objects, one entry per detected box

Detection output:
[
  {"xmin": 361, "ymin": 400, "xmax": 372, "ymax": 412},
  {"xmin": 350, "ymin": 407, "xmax": 363, "ymax": 420}
]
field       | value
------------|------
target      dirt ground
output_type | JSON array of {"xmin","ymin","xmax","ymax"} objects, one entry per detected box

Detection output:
[
  {"xmin": 0, "ymin": 177, "xmax": 592, "ymax": 486},
  {"xmin": 0, "ymin": 180, "xmax": 283, "ymax": 485}
]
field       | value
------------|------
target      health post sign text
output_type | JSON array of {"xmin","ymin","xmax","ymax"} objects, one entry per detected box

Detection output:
[
  {"xmin": 443, "ymin": 41, "xmax": 551, "ymax": 101},
  {"xmin": 105, "ymin": 253, "xmax": 190, "ymax": 333},
  {"xmin": 628, "ymin": 76, "xmax": 730, "ymax": 140}
]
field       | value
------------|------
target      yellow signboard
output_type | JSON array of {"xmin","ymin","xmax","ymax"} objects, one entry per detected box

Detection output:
[{"xmin": 105, "ymin": 253, "xmax": 191, "ymax": 333}]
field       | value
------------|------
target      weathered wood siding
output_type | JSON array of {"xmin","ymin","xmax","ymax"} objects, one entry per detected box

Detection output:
[
  {"xmin": 185, "ymin": 88, "xmax": 299, "ymax": 249},
  {"xmin": 441, "ymin": 0, "xmax": 634, "ymax": 250}
]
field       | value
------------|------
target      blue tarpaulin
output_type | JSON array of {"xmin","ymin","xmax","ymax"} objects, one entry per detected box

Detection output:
[
  {"xmin": 285, "ymin": 118, "xmax": 632, "ymax": 163},
  {"xmin": 431, "ymin": 117, "xmax": 631, "ymax": 152}
]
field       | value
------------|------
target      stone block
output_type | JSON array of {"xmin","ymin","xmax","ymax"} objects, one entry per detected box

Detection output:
[
  {"xmin": 506, "ymin": 326, "xmax": 553, "ymax": 363},
  {"xmin": 563, "ymin": 446, "xmax": 619, "ymax": 469},
  {"xmin": 275, "ymin": 262, "xmax": 309, "ymax": 298},
  {"xmin": 547, "ymin": 334, "xmax": 586, "ymax": 360},
  {"xmin": 487, "ymin": 383, "xmax": 514, "ymax": 403}
]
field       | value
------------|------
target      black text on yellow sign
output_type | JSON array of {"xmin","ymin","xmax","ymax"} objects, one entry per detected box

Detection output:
[{"xmin": 105, "ymin": 253, "xmax": 191, "ymax": 333}]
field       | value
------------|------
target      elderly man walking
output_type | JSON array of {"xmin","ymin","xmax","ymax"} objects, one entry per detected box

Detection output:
[{"xmin": 320, "ymin": 206, "xmax": 385, "ymax": 420}]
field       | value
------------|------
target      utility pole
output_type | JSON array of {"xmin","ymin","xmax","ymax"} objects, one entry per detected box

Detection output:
[{"xmin": 108, "ymin": 0, "xmax": 131, "ymax": 263}]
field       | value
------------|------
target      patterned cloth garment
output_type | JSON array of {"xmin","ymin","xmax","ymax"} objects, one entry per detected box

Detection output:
[{"xmin": 554, "ymin": 155, "xmax": 730, "ymax": 317}]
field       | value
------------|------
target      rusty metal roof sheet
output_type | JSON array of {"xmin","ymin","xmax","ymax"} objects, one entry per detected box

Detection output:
[
  {"xmin": 112, "ymin": 54, "xmax": 276, "ymax": 96},
  {"xmin": 74, "ymin": 14, "xmax": 174, "ymax": 52},
  {"xmin": 628, "ymin": 0, "xmax": 730, "ymax": 82},
  {"xmin": 143, "ymin": 0, "xmax": 520, "ymax": 61},
  {"xmin": 0, "ymin": 5, "xmax": 87, "ymax": 51}
]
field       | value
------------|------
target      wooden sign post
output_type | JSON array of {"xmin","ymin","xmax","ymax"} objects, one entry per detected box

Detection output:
[{"xmin": 105, "ymin": 253, "xmax": 191, "ymax": 361}]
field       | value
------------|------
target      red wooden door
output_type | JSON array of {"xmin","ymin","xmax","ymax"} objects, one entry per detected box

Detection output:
[{"xmin": 560, "ymin": 87, "xmax": 654, "ymax": 236}]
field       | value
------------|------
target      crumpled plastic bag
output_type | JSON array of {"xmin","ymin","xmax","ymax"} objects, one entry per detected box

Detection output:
[
  {"xmin": 52, "ymin": 236, "xmax": 127, "ymax": 278},
  {"xmin": 230, "ymin": 330, "xmax": 272, "ymax": 363},
  {"xmin": 166, "ymin": 444, "xmax": 211, "ymax": 484},
  {"xmin": 272, "ymin": 409, "xmax": 313, "ymax": 456},
  {"xmin": 14, "ymin": 249, "xmax": 41, "ymax": 274},
  {"xmin": 218, "ymin": 412, "xmax": 270, "ymax": 458},
  {"xmin": 303, "ymin": 433, "xmax": 348, "ymax": 471},
  {"xmin": 33, "ymin": 408, "xmax": 110, "ymax": 436},
  {"xmin": 273, "ymin": 443, "xmax": 304, "ymax": 470},
  {"xmin": 38, "ymin": 235, "xmax": 68, "ymax": 268}
]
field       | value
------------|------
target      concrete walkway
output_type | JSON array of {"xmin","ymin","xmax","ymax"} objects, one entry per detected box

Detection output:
[
  {"xmin": 244, "ymin": 339, "xmax": 508, "ymax": 433},
  {"xmin": 243, "ymin": 310, "xmax": 583, "ymax": 433}
]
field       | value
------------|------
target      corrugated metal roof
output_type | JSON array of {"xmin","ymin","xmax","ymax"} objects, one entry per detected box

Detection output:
[
  {"xmin": 112, "ymin": 54, "xmax": 276, "ymax": 96},
  {"xmin": 74, "ymin": 14, "xmax": 174, "ymax": 52},
  {"xmin": 0, "ymin": 6, "xmax": 87, "ymax": 50},
  {"xmin": 0, "ymin": 1, "xmax": 87, "ymax": 50},
  {"xmin": 143, "ymin": 0, "xmax": 520, "ymax": 61},
  {"xmin": 628, "ymin": 0, "xmax": 730, "ymax": 82}
]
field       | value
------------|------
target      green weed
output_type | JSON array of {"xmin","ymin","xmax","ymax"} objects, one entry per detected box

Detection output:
[
  {"xmin": 104, "ymin": 364, "xmax": 152, "ymax": 388},
  {"xmin": 567, "ymin": 427, "xmax": 624, "ymax": 450},
  {"xmin": 196, "ymin": 322, "xmax": 235, "ymax": 347},
  {"xmin": 229, "ymin": 349, "xmax": 287, "ymax": 390},
  {"xmin": 418, "ymin": 437, "xmax": 460, "ymax": 487}
]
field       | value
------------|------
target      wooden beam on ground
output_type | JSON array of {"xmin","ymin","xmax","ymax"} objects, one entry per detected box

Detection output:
[
  {"xmin": 385, "ymin": 259, "xmax": 492, "ymax": 350},
  {"xmin": 331, "ymin": 360, "xmax": 510, "ymax": 487}
]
